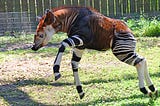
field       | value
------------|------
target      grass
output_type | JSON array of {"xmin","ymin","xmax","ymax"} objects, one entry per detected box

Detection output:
[
  {"xmin": 0, "ymin": 16, "xmax": 160, "ymax": 105},
  {"xmin": 0, "ymin": 33, "xmax": 160, "ymax": 105}
]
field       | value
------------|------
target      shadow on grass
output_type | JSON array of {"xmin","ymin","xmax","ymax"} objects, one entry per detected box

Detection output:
[
  {"xmin": 0, "ymin": 79, "xmax": 73, "ymax": 106},
  {"xmin": 82, "ymin": 71, "xmax": 160, "ymax": 85},
  {"xmin": 0, "ymin": 71, "xmax": 159, "ymax": 106},
  {"xmin": 73, "ymin": 93, "xmax": 157, "ymax": 106}
]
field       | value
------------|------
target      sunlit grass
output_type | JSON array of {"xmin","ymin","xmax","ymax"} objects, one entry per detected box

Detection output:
[
  {"xmin": 0, "ymin": 36, "xmax": 160, "ymax": 105},
  {"xmin": 0, "ymin": 17, "xmax": 160, "ymax": 105}
]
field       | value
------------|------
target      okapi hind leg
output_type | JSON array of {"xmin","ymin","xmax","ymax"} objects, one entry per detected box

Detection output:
[
  {"xmin": 136, "ymin": 59, "xmax": 158, "ymax": 99},
  {"xmin": 111, "ymin": 32, "xmax": 158, "ymax": 98},
  {"xmin": 71, "ymin": 48, "xmax": 85, "ymax": 99}
]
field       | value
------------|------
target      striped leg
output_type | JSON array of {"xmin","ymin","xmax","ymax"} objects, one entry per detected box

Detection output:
[
  {"xmin": 71, "ymin": 48, "xmax": 85, "ymax": 99},
  {"xmin": 112, "ymin": 32, "xmax": 157, "ymax": 98},
  {"xmin": 136, "ymin": 59, "xmax": 158, "ymax": 99},
  {"xmin": 135, "ymin": 59, "xmax": 149, "ymax": 95},
  {"xmin": 53, "ymin": 35, "xmax": 84, "ymax": 81}
]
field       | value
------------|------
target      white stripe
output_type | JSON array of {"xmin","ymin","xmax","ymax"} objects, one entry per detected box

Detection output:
[
  {"xmin": 136, "ymin": 60, "xmax": 145, "ymax": 88},
  {"xmin": 54, "ymin": 72, "xmax": 60, "ymax": 77},
  {"xmin": 131, "ymin": 56, "xmax": 138, "ymax": 66},
  {"xmin": 54, "ymin": 53, "xmax": 63, "ymax": 65},
  {"xmin": 143, "ymin": 59, "xmax": 153, "ymax": 86},
  {"xmin": 68, "ymin": 38, "xmax": 75, "ymax": 47},
  {"xmin": 113, "ymin": 50, "xmax": 134, "ymax": 54},
  {"xmin": 79, "ymin": 92, "xmax": 84, "ymax": 95},
  {"xmin": 113, "ymin": 45, "xmax": 133, "ymax": 51},
  {"xmin": 123, "ymin": 54, "xmax": 135, "ymax": 63},
  {"xmin": 71, "ymin": 61, "xmax": 79, "ymax": 69},
  {"xmin": 74, "ymin": 72, "xmax": 81, "ymax": 86},
  {"xmin": 72, "ymin": 35, "xmax": 84, "ymax": 46},
  {"xmin": 62, "ymin": 42, "xmax": 69, "ymax": 47},
  {"xmin": 73, "ymin": 48, "xmax": 84, "ymax": 57}
]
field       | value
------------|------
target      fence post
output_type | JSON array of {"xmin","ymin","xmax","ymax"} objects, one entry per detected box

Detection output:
[
  {"xmin": 78, "ymin": 0, "xmax": 86, "ymax": 6},
  {"xmin": 0, "ymin": 0, "xmax": 6, "ymax": 12},
  {"xmin": 144, "ymin": 0, "xmax": 150, "ymax": 14},
  {"xmin": 93, "ymin": 0, "xmax": 100, "ymax": 12},
  {"xmin": 108, "ymin": 0, "xmax": 115, "ymax": 17},
  {"xmin": 72, "ymin": 0, "xmax": 78, "ymax": 6},
  {"xmin": 65, "ymin": 0, "xmax": 72, "ymax": 6},
  {"xmin": 150, "ymin": 0, "xmax": 157, "ymax": 12},
  {"xmin": 6, "ymin": 0, "xmax": 14, "ymax": 12},
  {"xmin": 29, "ymin": 0, "xmax": 36, "ymax": 32},
  {"xmin": 43, "ymin": 0, "xmax": 51, "ymax": 10},
  {"xmin": 101, "ymin": 0, "xmax": 107, "ymax": 16},
  {"xmin": 36, "ymin": 0, "xmax": 43, "ymax": 16},
  {"xmin": 14, "ymin": 0, "xmax": 21, "ymax": 12},
  {"xmin": 51, "ymin": 0, "xmax": 58, "ymax": 8},
  {"xmin": 130, "ymin": 0, "xmax": 136, "ymax": 14},
  {"xmin": 115, "ymin": 0, "xmax": 122, "ymax": 17},
  {"xmin": 58, "ymin": 0, "xmax": 65, "ymax": 7}
]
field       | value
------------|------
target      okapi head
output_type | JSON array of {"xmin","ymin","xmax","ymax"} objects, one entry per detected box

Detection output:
[{"xmin": 32, "ymin": 9, "xmax": 60, "ymax": 51}]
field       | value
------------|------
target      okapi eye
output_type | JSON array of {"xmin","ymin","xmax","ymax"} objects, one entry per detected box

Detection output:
[{"xmin": 39, "ymin": 34, "xmax": 44, "ymax": 38}]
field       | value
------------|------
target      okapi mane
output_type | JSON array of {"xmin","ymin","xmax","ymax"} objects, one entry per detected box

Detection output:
[{"xmin": 52, "ymin": 6, "xmax": 99, "ymax": 13}]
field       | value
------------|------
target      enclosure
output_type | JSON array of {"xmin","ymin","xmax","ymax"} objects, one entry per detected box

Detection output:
[
  {"xmin": 0, "ymin": 0, "xmax": 160, "ymax": 106},
  {"xmin": 0, "ymin": 0, "xmax": 160, "ymax": 35}
]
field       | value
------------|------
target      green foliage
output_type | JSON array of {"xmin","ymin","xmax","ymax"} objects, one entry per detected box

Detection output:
[
  {"xmin": 126, "ymin": 16, "xmax": 160, "ymax": 37},
  {"xmin": 143, "ymin": 19, "xmax": 160, "ymax": 37},
  {"xmin": 0, "ymin": 34, "xmax": 33, "ymax": 48}
]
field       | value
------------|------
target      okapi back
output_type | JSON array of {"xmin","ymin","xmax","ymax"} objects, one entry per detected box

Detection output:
[{"xmin": 82, "ymin": 13, "xmax": 132, "ymax": 51}]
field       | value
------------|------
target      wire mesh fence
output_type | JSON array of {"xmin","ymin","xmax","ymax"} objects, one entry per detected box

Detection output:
[{"xmin": 0, "ymin": 0, "xmax": 160, "ymax": 51}]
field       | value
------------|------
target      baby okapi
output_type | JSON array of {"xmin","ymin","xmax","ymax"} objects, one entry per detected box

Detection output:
[{"xmin": 32, "ymin": 6, "xmax": 158, "ymax": 99}]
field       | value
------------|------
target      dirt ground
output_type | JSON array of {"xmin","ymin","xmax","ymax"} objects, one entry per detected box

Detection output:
[
  {"xmin": 0, "ymin": 43, "xmax": 60, "ymax": 85},
  {"xmin": 0, "ymin": 43, "xmax": 33, "ymax": 51}
]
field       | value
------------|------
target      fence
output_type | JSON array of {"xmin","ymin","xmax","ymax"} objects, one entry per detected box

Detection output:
[
  {"xmin": 0, "ymin": 12, "xmax": 36, "ymax": 35},
  {"xmin": 0, "ymin": 0, "xmax": 160, "ymax": 35}
]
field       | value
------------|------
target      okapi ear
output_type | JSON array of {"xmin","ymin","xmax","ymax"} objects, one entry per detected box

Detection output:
[
  {"xmin": 45, "ymin": 9, "xmax": 51, "ymax": 14},
  {"xmin": 44, "ymin": 9, "xmax": 55, "ymax": 24}
]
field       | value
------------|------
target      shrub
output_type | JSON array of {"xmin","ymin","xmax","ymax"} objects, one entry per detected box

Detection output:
[
  {"xmin": 126, "ymin": 16, "xmax": 160, "ymax": 37},
  {"xmin": 143, "ymin": 19, "xmax": 160, "ymax": 37}
]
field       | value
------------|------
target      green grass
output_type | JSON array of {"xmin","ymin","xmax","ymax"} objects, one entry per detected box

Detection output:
[
  {"xmin": 0, "ymin": 35, "xmax": 160, "ymax": 105},
  {"xmin": 0, "ymin": 17, "xmax": 160, "ymax": 105}
]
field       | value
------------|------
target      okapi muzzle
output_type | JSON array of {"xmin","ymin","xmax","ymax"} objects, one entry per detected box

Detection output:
[
  {"xmin": 31, "ymin": 33, "xmax": 46, "ymax": 51},
  {"xmin": 31, "ymin": 44, "xmax": 42, "ymax": 51}
]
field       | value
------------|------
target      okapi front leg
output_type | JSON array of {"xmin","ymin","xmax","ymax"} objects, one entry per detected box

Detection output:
[
  {"xmin": 53, "ymin": 42, "xmax": 68, "ymax": 80},
  {"xmin": 71, "ymin": 48, "xmax": 85, "ymax": 99},
  {"xmin": 53, "ymin": 35, "xmax": 84, "ymax": 81}
]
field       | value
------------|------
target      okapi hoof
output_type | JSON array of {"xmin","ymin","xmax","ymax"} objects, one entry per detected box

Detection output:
[
  {"xmin": 79, "ymin": 92, "xmax": 85, "ymax": 99},
  {"xmin": 153, "ymin": 90, "xmax": 158, "ymax": 100},
  {"xmin": 55, "ymin": 74, "xmax": 61, "ymax": 81},
  {"xmin": 148, "ymin": 91, "xmax": 152, "ymax": 98},
  {"xmin": 148, "ymin": 90, "xmax": 158, "ymax": 100}
]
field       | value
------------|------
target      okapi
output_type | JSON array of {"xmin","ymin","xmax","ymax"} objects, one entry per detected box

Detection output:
[{"xmin": 31, "ymin": 6, "xmax": 158, "ymax": 99}]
